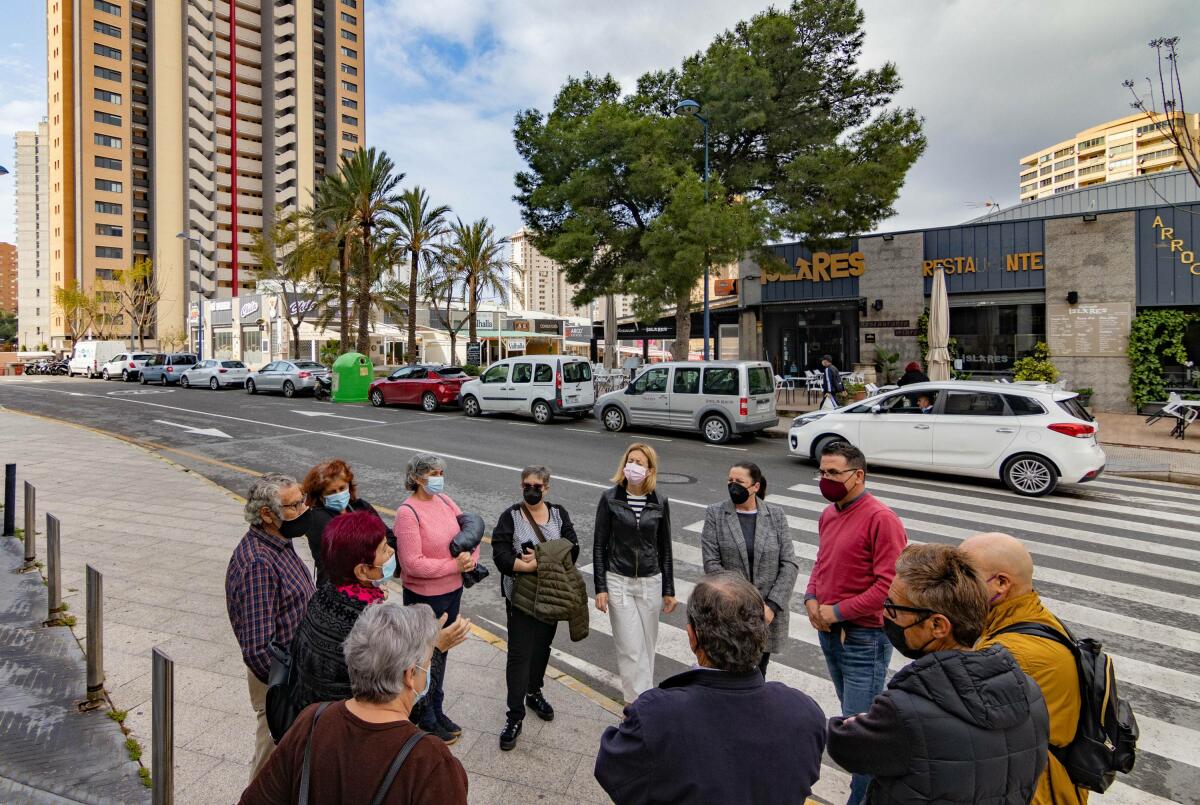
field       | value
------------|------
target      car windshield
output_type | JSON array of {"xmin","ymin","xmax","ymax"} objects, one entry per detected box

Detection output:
[
  {"xmin": 132, "ymin": 354, "xmax": 153, "ymax": 361},
  {"xmin": 221, "ymin": 361, "xmax": 246, "ymax": 369},
  {"xmin": 436, "ymin": 367, "xmax": 467, "ymax": 377},
  {"xmin": 562, "ymin": 362, "xmax": 592, "ymax": 382},
  {"xmin": 294, "ymin": 361, "xmax": 324, "ymax": 369}
]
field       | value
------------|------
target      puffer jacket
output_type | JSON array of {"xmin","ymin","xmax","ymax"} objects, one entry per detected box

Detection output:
[
  {"xmin": 512, "ymin": 538, "xmax": 589, "ymax": 642},
  {"xmin": 288, "ymin": 583, "xmax": 371, "ymax": 713},
  {"xmin": 828, "ymin": 645, "xmax": 1050, "ymax": 804},
  {"xmin": 593, "ymin": 484, "xmax": 674, "ymax": 597}
]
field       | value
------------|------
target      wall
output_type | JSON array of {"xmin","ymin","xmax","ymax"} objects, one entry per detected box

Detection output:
[
  {"xmin": 1044, "ymin": 212, "xmax": 1136, "ymax": 412},
  {"xmin": 857, "ymin": 233, "xmax": 924, "ymax": 374}
]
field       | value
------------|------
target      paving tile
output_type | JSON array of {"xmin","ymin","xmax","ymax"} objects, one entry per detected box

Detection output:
[
  {"xmin": 444, "ymin": 657, "xmax": 508, "ymax": 701},
  {"xmin": 459, "ymin": 735, "xmax": 585, "ymax": 795},
  {"xmin": 181, "ymin": 709, "xmax": 258, "ymax": 763},
  {"xmin": 499, "ymin": 779, "xmax": 591, "ymax": 804},
  {"xmin": 176, "ymin": 759, "xmax": 251, "ymax": 805},
  {"xmin": 568, "ymin": 747, "xmax": 612, "ymax": 803},
  {"xmin": 525, "ymin": 710, "xmax": 613, "ymax": 756},
  {"xmin": 465, "ymin": 772, "xmax": 509, "ymax": 805}
]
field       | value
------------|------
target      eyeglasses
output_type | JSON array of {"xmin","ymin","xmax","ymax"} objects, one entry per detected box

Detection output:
[
  {"xmin": 814, "ymin": 468, "xmax": 858, "ymax": 480},
  {"xmin": 522, "ymin": 483, "xmax": 545, "ymax": 491},
  {"xmin": 281, "ymin": 499, "xmax": 307, "ymax": 511},
  {"xmin": 883, "ymin": 597, "xmax": 935, "ymax": 621}
]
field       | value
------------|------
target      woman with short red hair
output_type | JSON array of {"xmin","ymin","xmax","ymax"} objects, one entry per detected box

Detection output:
[{"xmin": 300, "ymin": 458, "xmax": 394, "ymax": 586}]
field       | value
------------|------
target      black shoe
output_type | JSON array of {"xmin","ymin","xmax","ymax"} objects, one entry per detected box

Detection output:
[
  {"xmin": 499, "ymin": 717, "xmax": 522, "ymax": 751},
  {"xmin": 526, "ymin": 692, "xmax": 555, "ymax": 722},
  {"xmin": 437, "ymin": 712, "xmax": 462, "ymax": 737},
  {"xmin": 422, "ymin": 720, "xmax": 460, "ymax": 746}
]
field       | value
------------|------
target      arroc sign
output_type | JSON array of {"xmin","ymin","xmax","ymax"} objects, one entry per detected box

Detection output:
[{"xmin": 1151, "ymin": 215, "xmax": 1199, "ymax": 275}]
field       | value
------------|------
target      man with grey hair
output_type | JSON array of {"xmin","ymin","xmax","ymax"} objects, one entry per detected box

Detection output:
[
  {"xmin": 240, "ymin": 601, "xmax": 468, "ymax": 804},
  {"xmin": 226, "ymin": 473, "xmax": 315, "ymax": 780},
  {"xmin": 595, "ymin": 572, "xmax": 826, "ymax": 804}
]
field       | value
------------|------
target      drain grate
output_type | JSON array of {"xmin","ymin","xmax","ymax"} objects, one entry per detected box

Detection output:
[{"xmin": 656, "ymin": 473, "xmax": 696, "ymax": 484}]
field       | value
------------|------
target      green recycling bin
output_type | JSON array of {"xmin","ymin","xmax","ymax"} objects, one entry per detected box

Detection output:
[{"xmin": 331, "ymin": 352, "xmax": 373, "ymax": 403}]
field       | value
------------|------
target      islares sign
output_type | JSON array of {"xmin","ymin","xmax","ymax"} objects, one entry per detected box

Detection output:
[{"xmin": 761, "ymin": 250, "xmax": 865, "ymax": 283}]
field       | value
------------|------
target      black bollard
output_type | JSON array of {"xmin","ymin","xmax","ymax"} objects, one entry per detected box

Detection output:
[{"xmin": 3, "ymin": 464, "xmax": 14, "ymax": 537}]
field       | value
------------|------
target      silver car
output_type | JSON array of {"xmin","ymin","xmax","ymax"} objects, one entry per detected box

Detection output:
[
  {"xmin": 179, "ymin": 359, "xmax": 250, "ymax": 389},
  {"xmin": 246, "ymin": 360, "xmax": 330, "ymax": 397},
  {"xmin": 140, "ymin": 353, "xmax": 198, "ymax": 385}
]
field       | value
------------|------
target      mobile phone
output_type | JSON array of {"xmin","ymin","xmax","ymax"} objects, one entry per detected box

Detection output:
[{"xmin": 520, "ymin": 541, "xmax": 535, "ymax": 554}]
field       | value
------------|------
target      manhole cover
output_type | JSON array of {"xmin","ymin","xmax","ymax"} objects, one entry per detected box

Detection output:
[{"xmin": 656, "ymin": 473, "xmax": 696, "ymax": 484}]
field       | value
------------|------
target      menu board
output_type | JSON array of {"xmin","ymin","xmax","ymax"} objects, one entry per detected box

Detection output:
[{"xmin": 1047, "ymin": 302, "xmax": 1132, "ymax": 357}]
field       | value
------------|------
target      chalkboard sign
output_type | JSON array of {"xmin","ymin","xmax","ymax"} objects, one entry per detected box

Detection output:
[{"xmin": 466, "ymin": 341, "xmax": 481, "ymax": 366}]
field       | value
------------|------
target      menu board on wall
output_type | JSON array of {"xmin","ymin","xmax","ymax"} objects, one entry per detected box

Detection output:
[{"xmin": 1047, "ymin": 302, "xmax": 1132, "ymax": 357}]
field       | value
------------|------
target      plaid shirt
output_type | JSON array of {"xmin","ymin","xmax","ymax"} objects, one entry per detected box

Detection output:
[{"xmin": 226, "ymin": 526, "xmax": 315, "ymax": 683}]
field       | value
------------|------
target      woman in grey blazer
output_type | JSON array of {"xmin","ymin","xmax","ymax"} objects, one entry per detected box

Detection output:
[{"xmin": 700, "ymin": 462, "xmax": 799, "ymax": 675}]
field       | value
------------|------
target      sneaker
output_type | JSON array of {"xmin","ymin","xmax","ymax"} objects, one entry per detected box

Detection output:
[
  {"xmin": 499, "ymin": 717, "xmax": 522, "ymax": 751},
  {"xmin": 437, "ymin": 712, "xmax": 462, "ymax": 737},
  {"xmin": 526, "ymin": 691, "xmax": 555, "ymax": 722},
  {"xmin": 423, "ymin": 720, "xmax": 460, "ymax": 746}
]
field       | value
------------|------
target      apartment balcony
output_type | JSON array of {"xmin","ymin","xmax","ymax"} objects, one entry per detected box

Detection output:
[
  {"xmin": 274, "ymin": 165, "xmax": 297, "ymax": 186},
  {"xmin": 216, "ymin": 209, "xmax": 264, "ymax": 229},
  {"xmin": 133, "ymin": 218, "xmax": 149, "ymax": 231},
  {"xmin": 1138, "ymin": 151, "xmax": 1178, "ymax": 168},
  {"xmin": 132, "ymin": 49, "xmax": 148, "ymax": 65},
  {"xmin": 132, "ymin": 135, "xmax": 149, "ymax": 147},
  {"xmin": 186, "ymin": 3, "xmax": 212, "ymax": 31},
  {"xmin": 132, "ymin": 157, "xmax": 149, "ymax": 168},
  {"xmin": 188, "ymin": 148, "xmax": 215, "ymax": 175},
  {"xmin": 132, "ymin": 26, "xmax": 148, "ymax": 44},
  {"xmin": 189, "ymin": 168, "xmax": 216, "ymax": 196},
  {"xmin": 215, "ymin": 134, "xmax": 263, "ymax": 157},
  {"xmin": 274, "ymin": 74, "xmax": 296, "ymax": 95},
  {"xmin": 187, "ymin": 41, "xmax": 215, "ymax": 72},
  {"xmin": 1138, "ymin": 127, "xmax": 1169, "ymax": 144},
  {"xmin": 133, "ymin": 197, "xmax": 150, "ymax": 210},
  {"xmin": 275, "ymin": 20, "xmax": 295, "ymax": 38},
  {"xmin": 213, "ymin": 76, "xmax": 262, "ymax": 104}
]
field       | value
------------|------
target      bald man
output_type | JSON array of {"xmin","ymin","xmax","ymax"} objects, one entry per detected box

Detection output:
[{"xmin": 960, "ymin": 533, "xmax": 1087, "ymax": 805}]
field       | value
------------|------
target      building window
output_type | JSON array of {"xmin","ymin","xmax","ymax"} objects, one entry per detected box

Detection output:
[
  {"xmin": 1052, "ymin": 157, "xmax": 1074, "ymax": 170},
  {"xmin": 340, "ymin": 63, "xmax": 358, "ymax": 76},
  {"xmin": 1054, "ymin": 170, "xmax": 1074, "ymax": 182},
  {"xmin": 951, "ymin": 302, "xmax": 1045, "ymax": 372},
  {"xmin": 1139, "ymin": 147, "xmax": 1177, "ymax": 164},
  {"xmin": 1039, "ymin": 178, "xmax": 1053, "ymax": 188},
  {"xmin": 1078, "ymin": 163, "xmax": 1105, "ymax": 177},
  {"xmin": 94, "ymin": 133, "xmax": 123, "ymax": 148},
  {"xmin": 94, "ymin": 0, "xmax": 120, "ymax": 15},
  {"xmin": 342, "ymin": 148, "xmax": 355, "ymax": 157},
  {"xmin": 1109, "ymin": 157, "xmax": 1134, "ymax": 170},
  {"xmin": 341, "ymin": 97, "xmax": 358, "ymax": 109},
  {"xmin": 341, "ymin": 114, "xmax": 358, "ymax": 126},
  {"xmin": 340, "ymin": 11, "xmax": 356, "ymax": 23},
  {"xmin": 1019, "ymin": 182, "xmax": 1036, "ymax": 193},
  {"xmin": 94, "ymin": 65, "xmax": 122, "ymax": 81},
  {"xmin": 1019, "ymin": 170, "xmax": 1036, "ymax": 182},
  {"xmin": 1039, "ymin": 166, "xmax": 1051, "ymax": 176},
  {"xmin": 95, "ymin": 156, "xmax": 122, "ymax": 170},
  {"xmin": 340, "ymin": 46, "xmax": 357, "ymax": 58},
  {"xmin": 94, "ymin": 43, "xmax": 122, "ymax": 60},
  {"xmin": 94, "ymin": 88, "xmax": 122, "ymax": 105},
  {"xmin": 340, "ymin": 29, "xmax": 357, "ymax": 42},
  {"xmin": 94, "ymin": 111, "xmax": 122, "ymax": 126},
  {"xmin": 94, "ymin": 20, "xmax": 122, "ymax": 37},
  {"xmin": 96, "ymin": 269, "xmax": 116, "ymax": 281},
  {"xmin": 1053, "ymin": 184, "xmax": 1075, "ymax": 194},
  {"xmin": 96, "ymin": 224, "xmax": 124, "ymax": 237},
  {"xmin": 1053, "ymin": 146, "xmax": 1074, "ymax": 158},
  {"xmin": 342, "ymin": 131, "xmax": 359, "ymax": 143},
  {"xmin": 1078, "ymin": 135, "xmax": 1104, "ymax": 150},
  {"xmin": 1038, "ymin": 154, "xmax": 1052, "ymax": 164},
  {"xmin": 95, "ymin": 178, "xmax": 123, "ymax": 192},
  {"xmin": 96, "ymin": 246, "xmax": 124, "ymax": 259},
  {"xmin": 341, "ymin": 0, "xmax": 356, "ymax": 6},
  {"xmin": 340, "ymin": 80, "xmax": 357, "ymax": 92},
  {"xmin": 1137, "ymin": 120, "xmax": 1171, "ymax": 136},
  {"xmin": 1108, "ymin": 143, "xmax": 1133, "ymax": 157}
]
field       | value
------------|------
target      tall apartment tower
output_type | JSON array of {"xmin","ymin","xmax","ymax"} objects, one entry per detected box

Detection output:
[
  {"xmin": 510, "ymin": 227, "xmax": 634, "ymax": 320},
  {"xmin": 0, "ymin": 244, "xmax": 16, "ymax": 315},
  {"xmin": 46, "ymin": 0, "xmax": 365, "ymax": 346},
  {"xmin": 15, "ymin": 123, "xmax": 52, "ymax": 348}
]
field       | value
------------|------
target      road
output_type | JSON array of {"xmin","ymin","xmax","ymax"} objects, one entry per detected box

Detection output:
[{"xmin": 1, "ymin": 375, "xmax": 1197, "ymax": 804}]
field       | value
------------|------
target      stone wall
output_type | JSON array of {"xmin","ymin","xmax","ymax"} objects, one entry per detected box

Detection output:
[
  {"xmin": 857, "ymin": 232, "xmax": 925, "ymax": 381},
  {"xmin": 1044, "ymin": 212, "xmax": 1136, "ymax": 413}
]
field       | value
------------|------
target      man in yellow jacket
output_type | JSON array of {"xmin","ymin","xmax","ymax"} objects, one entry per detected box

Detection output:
[{"xmin": 961, "ymin": 532, "xmax": 1087, "ymax": 805}]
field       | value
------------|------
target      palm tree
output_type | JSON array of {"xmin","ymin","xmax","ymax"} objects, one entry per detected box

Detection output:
[
  {"xmin": 442, "ymin": 218, "xmax": 522, "ymax": 346},
  {"xmin": 395, "ymin": 187, "xmax": 451, "ymax": 362},
  {"xmin": 308, "ymin": 179, "xmax": 355, "ymax": 346},
  {"xmin": 421, "ymin": 244, "xmax": 469, "ymax": 364}
]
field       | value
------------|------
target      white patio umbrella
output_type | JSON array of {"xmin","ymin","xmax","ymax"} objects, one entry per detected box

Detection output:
[{"xmin": 926, "ymin": 266, "xmax": 952, "ymax": 381}]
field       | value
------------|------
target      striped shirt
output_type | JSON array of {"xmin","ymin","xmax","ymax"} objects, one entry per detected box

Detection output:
[
  {"xmin": 626, "ymin": 494, "xmax": 647, "ymax": 523},
  {"xmin": 502, "ymin": 506, "xmax": 564, "ymax": 599}
]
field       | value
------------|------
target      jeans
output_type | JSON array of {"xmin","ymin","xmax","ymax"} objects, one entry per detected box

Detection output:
[
  {"xmin": 606, "ymin": 572, "xmax": 661, "ymax": 703},
  {"xmin": 403, "ymin": 586, "xmax": 462, "ymax": 729},
  {"xmin": 505, "ymin": 600, "xmax": 558, "ymax": 721},
  {"xmin": 818, "ymin": 623, "xmax": 892, "ymax": 805}
]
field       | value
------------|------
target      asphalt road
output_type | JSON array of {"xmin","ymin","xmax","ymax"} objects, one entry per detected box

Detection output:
[{"xmin": 2, "ymin": 375, "xmax": 1198, "ymax": 803}]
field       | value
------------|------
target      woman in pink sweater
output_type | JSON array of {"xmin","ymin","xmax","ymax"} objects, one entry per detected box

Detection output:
[{"xmin": 394, "ymin": 453, "xmax": 479, "ymax": 744}]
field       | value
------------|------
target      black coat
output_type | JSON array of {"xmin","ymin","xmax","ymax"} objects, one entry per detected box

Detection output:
[
  {"xmin": 305, "ymin": 498, "xmax": 395, "ymax": 586},
  {"xmin": 492, "ymin": 503, "xmax": 580, "ymax": 601},
  {"xmin": 593, "ymin": 485, "xmax": 674, "ymax": 596},
  {"xmin": 827, "ymin": 645, "xmax": 1050, "ymax": 805},
  {"xmin": 288, "ymin": 583, "xmax": 370, "ymax": 713},
  {"xmin": 594, "ymin": 668, "xmax": 826, "ymax": 804},
  {"xmin": 897, "ymin": 369, "xmax": 930, "ymax": 387}
]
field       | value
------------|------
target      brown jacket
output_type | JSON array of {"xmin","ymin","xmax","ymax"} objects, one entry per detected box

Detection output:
[{"xmin": 977, "ymin": 591, "xmax": 1088, "ymax": 805}]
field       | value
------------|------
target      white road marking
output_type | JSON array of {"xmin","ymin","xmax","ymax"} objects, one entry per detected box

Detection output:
[
  {"xmin": 289, "ymin": 410, "xmax": 385, "ymax": 424},
  {"xmin": 151, "ymin": 420, "xmax": 231, "ymax": 439},
  {"xmin": 565, "ymin": 428, "xmax": 599, "ymax": 435},
  {"xmin": 705, "ymin": 444, "xmax": 747, "ymax": 451}
]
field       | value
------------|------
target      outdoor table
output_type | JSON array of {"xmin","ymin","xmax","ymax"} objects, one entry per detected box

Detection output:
[{"xmin": 1172, "ymin": 400, "xmax": 1200, "ymax": 439}]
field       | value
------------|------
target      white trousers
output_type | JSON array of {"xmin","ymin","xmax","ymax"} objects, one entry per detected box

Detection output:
[{"xmin": 607, "ymin": 572, "xmax": 661, "ymax": 703}]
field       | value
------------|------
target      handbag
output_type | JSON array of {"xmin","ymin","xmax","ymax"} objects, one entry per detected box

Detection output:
[{"xmin": 265, "ymin": 640, "xmax": 300, "ymax": 743}]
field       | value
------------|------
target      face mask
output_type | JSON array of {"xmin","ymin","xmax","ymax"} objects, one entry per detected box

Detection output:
[
  {"xmin": 819, "ymin": 477, "xmax": 850, "ymax": 503},
  {"xmin": 523, "ymin": 487, "xmax": 544, "ymax": 506},
  {"xmin": 424, "ymin": 476, "xmax": 445, "ymax": 495},
  {"xmin": 278, "ymin": 506, "xmax": 312, "ymax": 539},
  {"xmin": 728, "ymin": 482, "xmax": 751, "ymax": 505},
  {"xmin": 985, "ymin": 574, "xmax": 1003, "ymax": 605},
  {"xmin": 883, "ymin": 616, "xmax": 935, "ymax": 661},
  {"xmin": 370, "ymin": 553, "xmax": 397, "ymax": 588},
  {"xmin": 324, "ymin": 490, "xmax": 351, "ymax": 512},
  {"xmin": 411, "ymin": 662, "xmax": 432, "ymax": 704},
  {"xmin": 623, "ymin": 463, "xmax": 648, "ymax": 484}
]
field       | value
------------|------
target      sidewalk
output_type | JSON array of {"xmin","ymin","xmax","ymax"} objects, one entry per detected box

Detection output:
[{"xmin": 0, "ymin": 410, "xmax": 619, "ymax": 805}]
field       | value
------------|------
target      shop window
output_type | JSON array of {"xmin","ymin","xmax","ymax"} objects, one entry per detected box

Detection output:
[{"xmin": 950, "ymin": 302, "xmax": 1045, "ymax": 372}]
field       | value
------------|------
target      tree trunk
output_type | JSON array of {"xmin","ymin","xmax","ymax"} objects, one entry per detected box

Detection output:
[
  {"xmin": 338, "ymin": 238, "xmax": 351, "ymax": 347},
  {"xmin": 468, "ymin": 276, "xmax": 478, "ymax": 344},
  {"xmin": 291, "ymin": 321, "xmax": 302, "ymax": 360},
  {"xmin": 407, "ymin": 248, "xmax": 419, "ymax": 361},
  {"xmin": 355, "ymin": 222, "xmax": 372, "ymax": 356},
  {"xmin": 671, "ymin": 291, "xmax": 691, "ymax": 361}
]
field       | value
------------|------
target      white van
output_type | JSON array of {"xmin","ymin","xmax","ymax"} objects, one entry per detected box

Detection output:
[
  {"xmin": 459, "ymin": 356, "xmax": 595, "ymax": 423},
  {"xmin": 68, "ymin": 341, "xmax": 128, "ymax": 379},
  {"xmin": 594, "ymin": 361, "xmax": 777, "ymax": 444}
]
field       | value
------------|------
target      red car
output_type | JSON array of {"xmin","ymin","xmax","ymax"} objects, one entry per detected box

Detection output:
[{"xmin": 369, "ymin": 364, "xmax": 471, "ymax": 412}]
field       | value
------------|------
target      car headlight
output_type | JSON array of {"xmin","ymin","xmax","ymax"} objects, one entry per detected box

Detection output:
[{"xmin": 792, "ymin": 413, "xmax": 827, "ymax": 428}]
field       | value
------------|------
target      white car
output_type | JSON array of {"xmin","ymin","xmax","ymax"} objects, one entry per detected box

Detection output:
[
  {"xmin": 180, "ymin": 359, "xmax": 250, "ymax": 390},
  {"xmin": 788, "ymin": 381, "xmax": 1105, "ymax": 496},
  {"xmin": 99, "ymin": 352, "xmax": 153, "ymax": 382},
  {"xmin": 459, "ymin": 356, "xmax": 595, "ymax": 423}
]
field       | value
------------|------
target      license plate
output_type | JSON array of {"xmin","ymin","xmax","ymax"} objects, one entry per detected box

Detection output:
[{"xmin": 567, "ymin": 394, "xmax": 577, "ymax": 401}]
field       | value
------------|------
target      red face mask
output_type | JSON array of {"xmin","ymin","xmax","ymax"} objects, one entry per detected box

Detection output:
[{"xmin": 819, "ymin": 476, "xmax": 850, "ymax": 503}]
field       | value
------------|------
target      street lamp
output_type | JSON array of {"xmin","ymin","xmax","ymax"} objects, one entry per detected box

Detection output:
[
  {"xmin": 177, "ymin": 232, "xmax": 205, "ymax": 360},
  {"xmin": 674, "ymin": 99, "xmax": 711, "ymax": 360}
]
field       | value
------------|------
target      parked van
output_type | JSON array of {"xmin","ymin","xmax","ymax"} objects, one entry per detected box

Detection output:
[
  {"xmin": 594, "ymin": 361, "xmax": 777, "ymax": 444},
  {"xmin": 67, "ymin": 341, "xmax": 127, "ymax": 379},
  {"xmin": 459, "ymin": 356, "xmax": 595, "ymax": 423}
]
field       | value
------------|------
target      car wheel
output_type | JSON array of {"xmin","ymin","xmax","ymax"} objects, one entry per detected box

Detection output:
[
  {"xmin": 602, "ymin": 406, "xmax": 626, "ymax": 432},
  {"xmin": 283, "ymin": 381, "xmax": 296, "ymax": 398},
  {"xmin": 811, "ymin": 434, "xmax": 847, "ymax": 463},
  {"xmin": 246, "ymin": 379, "xmax": 257, "ymax": 395},
  {"xmin": 181, "ymin": 375, "xmax": 190, "ymax": 388},
  {"xmin": 532, "ymin": 400, "xmax": 553, "ymax": 424},
  {"xmin": 160, "ymin": 374, "xmax": 169, "ymax": 386},
  {"xmin": 101, "ymin": 369, "xmax": 110, "ymax": 381},
  {"xmin": 462, "ymin": 395, "xmax": 481, "ymax": 417},
  {"xmin": 701, "ymin": 414, "xmax": 731, "ymax": 444},
  {"xmin": 122, "ymin": 370, "xmax": 130, "ymax": 382},
  {"xmin": 209, "ymin": 377, "xmax": 219, "ymax": 390},
  {"xmin": 139, "ymin": 374, "xmax": 148, "ymax": 385},
  {"xmin": 422, "ymin": 392, "xmax": 439, "ymax": 413},
  {"xmin": 1002, "ymin": 454, "xmax": 1058, "ymax": 497},
  {"xmin": 369, "ymin": 389, "xmax": 385, "ymax": 407}
]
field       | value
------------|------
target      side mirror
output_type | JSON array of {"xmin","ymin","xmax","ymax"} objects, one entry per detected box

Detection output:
[
  {"xmin": 625, "ymin": 383, "xmax": 636, "ymax": 395},
  {"xmin": 870, "ymin": 404, "xmax": 883, "ymax": 414}
]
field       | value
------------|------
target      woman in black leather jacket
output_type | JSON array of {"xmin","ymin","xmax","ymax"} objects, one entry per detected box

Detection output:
[{"xmin": 593, "ymin": 443, "xmax": 675, "ymax": 704}]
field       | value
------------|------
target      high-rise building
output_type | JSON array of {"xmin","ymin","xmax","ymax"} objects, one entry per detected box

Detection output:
[
  {"xmin": 1018, "ymin": 112, "xmax": 1199, "ymax": 202},
  {"xmin": 510, "ymin": 227, "xmax": 634, "ymax": 320},
  {"xmin": 0, "ymin": 243, "xmax": 16, "ymax": 315},
  {"xmin": 15, "ymin": 122, "xmax": 52, "ymax": 348},
  {"xmin": 46, "ymin": 0, "xmax": 364, "ymax": 348}
]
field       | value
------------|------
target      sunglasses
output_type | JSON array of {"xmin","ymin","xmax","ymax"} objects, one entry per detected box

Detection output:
[
  {"xmin": 883, "ymin": 597, "xmax": 935, "ymax": 621},
  {"xmin": 522, "ymin": 483, "xmax": 545, "ymax": 491}
]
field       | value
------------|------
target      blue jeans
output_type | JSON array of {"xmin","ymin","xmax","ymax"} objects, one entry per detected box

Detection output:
[
  {"xmin": 819, "ymin": 623, "xmax": 892, "ymax": 805},
  {"xmin": 402, "ymin": 586, "xmax": 462, "ymax": 729}
]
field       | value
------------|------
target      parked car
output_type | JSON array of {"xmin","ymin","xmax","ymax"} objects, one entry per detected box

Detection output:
[
  {"xmin": 67, "ymin": 340, "xmax": 127, "ymax": 378},
  {"xmin": 247, "ymin": 360, "xmax": 329, "ymax": 397},
  {"xmin": 99, "ymin": 352, "xmax": 154, "ymax": 382},
  {"xmin": 179, "ymin": 359, "xmax": 250, "ymax": 390},
  {"xmin": 787, "ymin": 381, "xmax": 1105, "ymax": 497},
  {"xmin": 369, "ymin": 364, "xmax": 471, "ymax": 411},
  {"xmin": 459, "ymin": 356, "xmax": 595, "ymax": 423},
  {"xmin": 140, "ymin": 353, "xmax": 199, "ymax": 385},
  {"xmin": 594, "ymin": 361, "xmax": 777, "ymax": 444}
]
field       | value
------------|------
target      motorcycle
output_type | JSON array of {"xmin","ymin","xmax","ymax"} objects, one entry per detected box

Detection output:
[
  {"xmin": 314, "ymin": 374, "xmax": 332, "ymax": 401},
  {"xmin": 51, "ymin": 359, "xmax": 69, "ymax": 375}
]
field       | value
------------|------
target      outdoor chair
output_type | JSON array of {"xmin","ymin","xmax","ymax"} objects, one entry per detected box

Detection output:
[{"xmin": 1145, "ymin": 392, "xmax": 1184, "ymax": 427}]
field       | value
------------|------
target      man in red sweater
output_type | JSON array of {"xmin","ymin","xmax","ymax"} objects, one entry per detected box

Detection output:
[{"xmin": 805, "ymin": 441, "xmax": 907, "ymax": 805}]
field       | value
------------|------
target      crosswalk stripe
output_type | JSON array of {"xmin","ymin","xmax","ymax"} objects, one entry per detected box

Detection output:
[{"xmin": 1086, "ymin": 476, "xmax": 1200, "ymax": 501}]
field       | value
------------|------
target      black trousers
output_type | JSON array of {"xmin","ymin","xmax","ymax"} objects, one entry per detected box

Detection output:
[
  {"xmin": 403, "ymin": 586, "xmax": 463, "ymax": 728},
  {"xmin": 505, "ymin": 600, "xmax": 558, "ymax": 721}
]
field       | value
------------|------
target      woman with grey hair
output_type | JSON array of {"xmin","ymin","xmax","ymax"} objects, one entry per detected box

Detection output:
[
  {"xmin": 240, "ymin": 601, "xmax": 469, "ymax": 804},
  {"xmin": 393, "ymin": 453, "xmax": 478, "ymax": 744}
]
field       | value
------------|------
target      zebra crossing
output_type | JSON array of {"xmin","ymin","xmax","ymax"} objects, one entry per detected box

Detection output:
[{"xmin": 556, "ymin": 470, "xmax": 1200, "ymax": 804}]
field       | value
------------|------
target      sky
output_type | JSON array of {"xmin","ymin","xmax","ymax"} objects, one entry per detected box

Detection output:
[{"xmin": 1, "ymin": 0, "xmax": 1197, "ymax": 247}]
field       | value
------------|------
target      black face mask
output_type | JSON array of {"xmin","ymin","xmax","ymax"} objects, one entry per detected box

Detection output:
[
  {"xmin": 522, "ymin": 487, "xmax": 544, "ymax": 506},
  {"xmin": 278, "ymin": 507, "xmax": 312, "ymax": 540},
  {"xmin": 883, "ymin": 616, "xmax": 935, "ymax": 661},
  {"xmin": 728, "ymin": 482, "xmax": 751, "ymax": 505}
]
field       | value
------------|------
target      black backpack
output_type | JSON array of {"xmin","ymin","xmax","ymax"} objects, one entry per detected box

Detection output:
[{"xmin": 995, "ymin": 621, "xmax": 1138, "ymax": 792}]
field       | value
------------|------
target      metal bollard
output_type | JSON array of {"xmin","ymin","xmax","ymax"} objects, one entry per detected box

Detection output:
[
  {"xmin": 85, "ymin": 565, "xmax": 105, "ymax": 703},
  {"xmin": 151, "ymin": 647, "xmax": 175, "ymax": 805},
  {"xmin": 46, "ymin": 514, "xmax": 62, "ymax": 620},
  {"xmin": 23, "ymin": 482, "xmax": 36, "ymax": 570},
  {"xmin": 3, "ymin": 464, "xmax": 14, "ymax": 536}
]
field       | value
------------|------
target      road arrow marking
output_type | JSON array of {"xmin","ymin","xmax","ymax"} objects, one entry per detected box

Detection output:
[
  {"xmin": 290, "ymin": 410, "xmax": 385, "ymax": 424},
  {"xmin": 152, "ymin": 419, "xmax": 232, "ymax": 439}
]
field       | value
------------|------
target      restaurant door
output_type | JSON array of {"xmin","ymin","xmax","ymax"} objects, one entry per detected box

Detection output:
[{"xmin": 768, "ymin": 305, "xmax": 857, "ymax": 375}]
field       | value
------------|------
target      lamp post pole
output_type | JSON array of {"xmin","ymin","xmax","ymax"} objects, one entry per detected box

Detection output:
[
  {"xmin": 178, "ymin": 233, "xmax": 205, "ymax": 360},
  {"xmin": 674, "ymin": 99, "xmax": 712, "ymax": 360}
]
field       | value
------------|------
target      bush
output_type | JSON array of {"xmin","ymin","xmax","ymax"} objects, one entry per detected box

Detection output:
[
  {"xmin": 460, "ymin": 363, "xmax": 481, "ymax": 376},
  {"xmin": 1127, "ymin": 309, "xmax": 1195, "ymax": 408},
  {"xmin": 1012, "ymin": 342, "xmax": 1060, "ymax": 383},
  {"xmin": 319, "ymin": 339, "xmax": 341, "ymax": 368}
]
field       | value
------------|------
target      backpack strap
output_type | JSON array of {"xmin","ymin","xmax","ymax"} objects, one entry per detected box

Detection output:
[
  {"xmin": 993, "ymin": 620, "xmax": 1078, "ymax": 655},
  {"xmin": 401, "ymin": 502, "xmax": 419, "ymax": 524},
  {"xmin": 369, "ymin": 730, "xmax": 429, "ymax": 805},
  {"xmin": 298, "ymin": 701, "xmax": 334, "ymax": 804}
]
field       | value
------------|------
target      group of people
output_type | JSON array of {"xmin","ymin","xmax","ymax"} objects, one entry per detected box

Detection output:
[{"xmin": 224, "ymin": 439, "xmax": 1089, "ymax": 805}]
